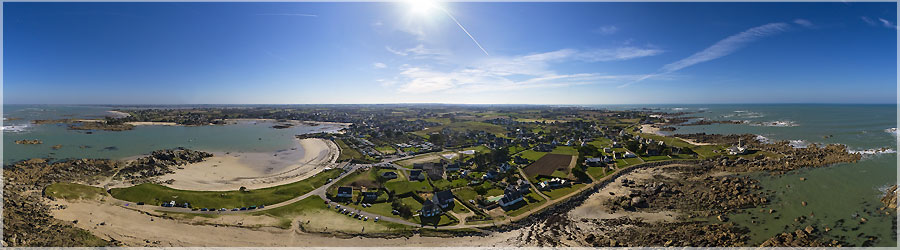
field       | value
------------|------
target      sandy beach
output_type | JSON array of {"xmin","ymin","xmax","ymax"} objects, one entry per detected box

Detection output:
[
  {"xmin": 50, "ymin": 199, "xmax": 518, "ymax": 247},
  {"xmin": 148, "ymin": 138, "xmax": 340, "ymax": 191}
]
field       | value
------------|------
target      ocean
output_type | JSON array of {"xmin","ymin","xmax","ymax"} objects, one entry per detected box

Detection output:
[
  {"xmin": 592, "ymin": 104, "xmax": 897, "ymax": 246},
  {"xmin": 2, "ymin": 105, "xmax": 345, "ymax": 164}
]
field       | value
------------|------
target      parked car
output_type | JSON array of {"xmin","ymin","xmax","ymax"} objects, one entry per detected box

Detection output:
[
  {"xmin": 240, "ymin": 207, "xmax": 247, "ymax": 211},
  {"xmin": 374, "ymin": 216, "xmax": 379, "ymax": 222},
  {"xmin": 258, "ymin": 205, "xmax": 264, "ymax": 209},
  {"xmin": 200, "ymin": 208, "xmax": 208, "ymax": 211},
  {"xmin": 220, "ymin": 208, "xmax": 226, "ymax": 211},
  {"xmin": 364, "ymin": 216, "xmax": 368, "ymax": 221},
  {"xmin": 232, "ymin": 208, "xmax": 239, "ymax": 211}
]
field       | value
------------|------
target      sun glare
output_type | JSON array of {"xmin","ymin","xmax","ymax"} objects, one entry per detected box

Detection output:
[{"xmin": 408, "ymin": 0, "xmax": 439, "ymax": 16}]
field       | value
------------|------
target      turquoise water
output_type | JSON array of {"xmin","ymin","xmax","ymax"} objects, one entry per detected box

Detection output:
[
  {"xmin": 2, "ymin": 105, "xmax": 345, "ymax": 164},
  {"xmin": 593, "ymin": 104, "xmax": 897, "ymax": 246}
]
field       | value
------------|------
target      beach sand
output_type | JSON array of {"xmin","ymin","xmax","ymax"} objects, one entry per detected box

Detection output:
[
  {"xmin": 50, "ymin": 199, "xmax": 520, "ymax": 247},
  {"xmin": 568, "ymin": 165, "xmax": 681, "ymax": 223},
  {"xmin": 152, "ymin": 138, "xmax": 340, "ymax": 191}
]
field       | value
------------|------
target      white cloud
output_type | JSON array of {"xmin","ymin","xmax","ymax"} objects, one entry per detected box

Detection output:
[
  {"xmin": 577, "ymin": 47, "xmax": 664, "ymax": 62},
  {"xmin": 372, "ymin": 21, "xmax": 383, "ymax": 26},
  {"xmin": 878, "ymin": 18, "xmax": 899, "ymax": 29},
  {"xmin": 393, "ymin": 47, "xmax": 662, "ymax": 94},
  {"xmin": 373, "ymin": 62, "xmax": 387, "ymax": 69},
  {"xmin": 386, "ymin": 44, "xmax": 448, "ymax": 59},
  {"xmin": 621, "ymin": 22, "xmax": 795, "ymax": 88},
  {"xmin": 862, "ymin": 16, "xmax": 877, "ymax": 26},
  {"xmin": 793, "ymin": 19, "xmax": 814, "ymax": 28},
  {"xmin": 594, "ymin": 25, "xmax": 619, "ymax": 35},
  {"xmin": 660, "ymin": 22, "xmax": 790, "ymax": 74}
]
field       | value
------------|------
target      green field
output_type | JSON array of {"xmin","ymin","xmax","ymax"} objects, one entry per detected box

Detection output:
[
  {"xmin": 542, "ymin": 183, "xmax": 586, "ymax": 200},
  {"xmin": 586, "ymin": 166, "xmax": 608, "ymax": 180},
  {"xmin": 518, "ymin": 150, "xmax": 547, "ymax": 161},
  {"xmin": 251, "ymin": 195, "xmax": 410, "ymax": 231},
  {"xmin": 110, "ymin": 169, "xmax": 342, "ymax": 209},
  {"xmin": 504, "ymin": 191, "xmax": 547, "ymax": 217},
  {"xmin": 413, "ymin": 121, "xmax": 509, "ymax": 138},
  {"xmin": 587, "ymin": 137, "xmax": 613, "ymax": 149},
  {"xmin": 550, "ymin": 146, "xmax": 578, "ymax": 156},
  {"xmin": 45, "ymin": 182, "xmax": 106, "ymax": 200},
  {"xmin": 640, "ymin": 155, "xmax": 672, "ymax": 162},
  {"xmin": 385, "ymin": 179, "xmax": 432, "ymax": 194},
  {"xmin": 336, "ymin": 139, "xmax": 365, "ymax": 161},
  {"xmin": 375, "ymin": 145, "xmax": 397, "ymax": 154}
]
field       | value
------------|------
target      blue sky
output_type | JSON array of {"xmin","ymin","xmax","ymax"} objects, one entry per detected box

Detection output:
[{"xmin": 3, "ymin": 2, "xmax": 897, "ymax": 104}]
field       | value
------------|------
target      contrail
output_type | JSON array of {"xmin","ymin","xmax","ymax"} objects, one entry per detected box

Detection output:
[{"xmin": 437, "ymin": 7, "xmax": 489, "ymax": 56}]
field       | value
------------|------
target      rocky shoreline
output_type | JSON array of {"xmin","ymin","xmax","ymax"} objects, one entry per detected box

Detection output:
[
  {"xmin": 3, "ymin": 158, "xmax": 122, "ymax": 246},
  {"xmin": 3, "ymin": 148, "xmax": 213, "ymax": 247},
  {"xmin": 14, "ymin": 139, "xmax": 43, "ymax": 145},
  {"xmin": 113, "ymin": 148, "xmax": 213, "ymax": 183}
]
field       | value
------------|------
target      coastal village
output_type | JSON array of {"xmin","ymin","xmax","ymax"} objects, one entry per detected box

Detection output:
[{"xmin": 3, "ymin": 105, "xmax": 895, "ymax": 247}]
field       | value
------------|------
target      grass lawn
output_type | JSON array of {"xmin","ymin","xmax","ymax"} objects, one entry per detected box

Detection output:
[
  {"xmin": 336, "ymin": 139, "xmax": 364, "ymax": 161},
  {"xmin": 110, "ymin": 169, "xmax": 342, "ymax": 209},
  {"xmin": 413, "ymin": 121, "xmax": 509, "ymax": 139},
  {"xmin": 251, "ymin": 196, "xmax": 410, "ymax": 232},
  {"xmin": 413, "ymin": 213, "xmax": 458, "ymax": 227},
  {"xmin": 452, "ymin": 200, "xmax": 470, "ymax": 213},
  {"xmin": 550, "ymin": 146, "xmax": 578, "ymax": 156},
  {"xmin": 641, "ymin": 155, "xmax": 672, "ymax": 162},
  {"xmin": 693, "ymin": 145, "xmax": 726, "ymax": 158},
  {"xmin": 587, "ymin": 137, "xmax": 613, "ymax": 148},
  {"xmin": 375, "ymin": 145, "xmax": 397, "ymax": 154},
  {"xmin": 430, "ymin": 178, "xmax": 469, "ymax": 190},
  {"xmin": 504, "ymin": 191, "xmax": 547, "ymax": 217},
  {"xmin": 454, "ymin": 187, "xmax": 480, "ymax": 203},
  {"xmin": 393, "ymin": 151, "xmax": 451, "ymax": 168},
  {"xmin": 385, "ymin": 179, "xmax": 432, "ymax": 194},
  {"xmin": 45, "ymin": 182, "xmax": 106, "ymax": 200},
  {"xmin": 542, "ymin": 183, "xmax": 586, "ymax": 200},
  {"xmin": 586, "ymin": 166, "xmax": 608, "ymax": 180},
  {"xmin": 519, "ymin": 150, "xmax": 547, "ymax": 161}
]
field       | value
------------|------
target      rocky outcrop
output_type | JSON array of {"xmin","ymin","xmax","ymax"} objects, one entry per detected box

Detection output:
[
  {"xmin": 67, "ymin": 122, "xmax": 134, "ymax": 131},
  {"xmin": 15, "ymin": 139, "xmax": 43, "ymax": 145},
  {"xmin": 881, "ymin": 185, "xmax": 897, "ymax": 212},
  {"xmin": 709, "ymin": 141, "xmax": 861, "ymax": 174},
  {"xmin": 674, "ymin": 133, "xmax": 757, "ymax": 145},
  {"xmin": 3, "ymin": 158, "xmax": 120, "ymax": 247},
  {"xmin": 759, "ymin": 226, "xmax": 844, "ymax": 247},
  {"xmin": 114, "ymin": 148, "xmax": 213, "ymax": 181}
]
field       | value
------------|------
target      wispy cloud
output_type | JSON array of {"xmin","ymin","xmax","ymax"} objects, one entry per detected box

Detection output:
[
  {"xmin": 386, "ymin": 44, "xmax": 448, "ymax": 59},
  {"xmin": 577, "ymin": 47, "xmax": 664, "ymax": 62},
  {"xmin": 620, "ymin": 22, "xmax": 794, "ymax": 87},
  {"xmin": 256, "ymin": 13, "xmax": 318, "ymax": 17},
  {"xmin": 392, "ymin": 47, "xmax": 663, "ymax": 93},
  {"xmin": 878, "ymin": 18, "xmax": 899, "ymax": 29},
  {"xmin": 793, "ymin": 19, "xmax": 814, "ymax": 28},
  {"xmin": 861, "ymin": 16, "xmax": 877, "ymax": 26},
  {"xmin": 594, "ymin": 25, "xmax": 619, "ymax": 35},
  {"xmin": 373, "ymin": 62, "xmax": 387, "ymax": 69},
  {"xmin": 861, "ymin": 16, "xmax": 897, "ymax": 30}
]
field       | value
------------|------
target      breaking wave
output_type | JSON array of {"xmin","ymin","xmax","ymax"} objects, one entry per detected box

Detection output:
[
  {"xmin": 723, "ymin": 110, "xmax": 765, "ymax": 119},
  {"xmin": 886, "ymin": 128, "xmax": 897, "ymax": 138},
  {"xmin": 751, "ymin": 120, "xmax": 798, "ymax": 127},
  {"xmin": 849, "ymin": 148, "xmax": 896, "ymax": 155},
  {"xmin": 2, "ymin": 124, "xmax": 29, "ymax": 133}
]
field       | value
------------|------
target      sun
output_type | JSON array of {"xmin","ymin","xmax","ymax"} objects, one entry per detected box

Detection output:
[{"xmin": 407, "ymin": 0, "xmax": 440, "ymax": 16}]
